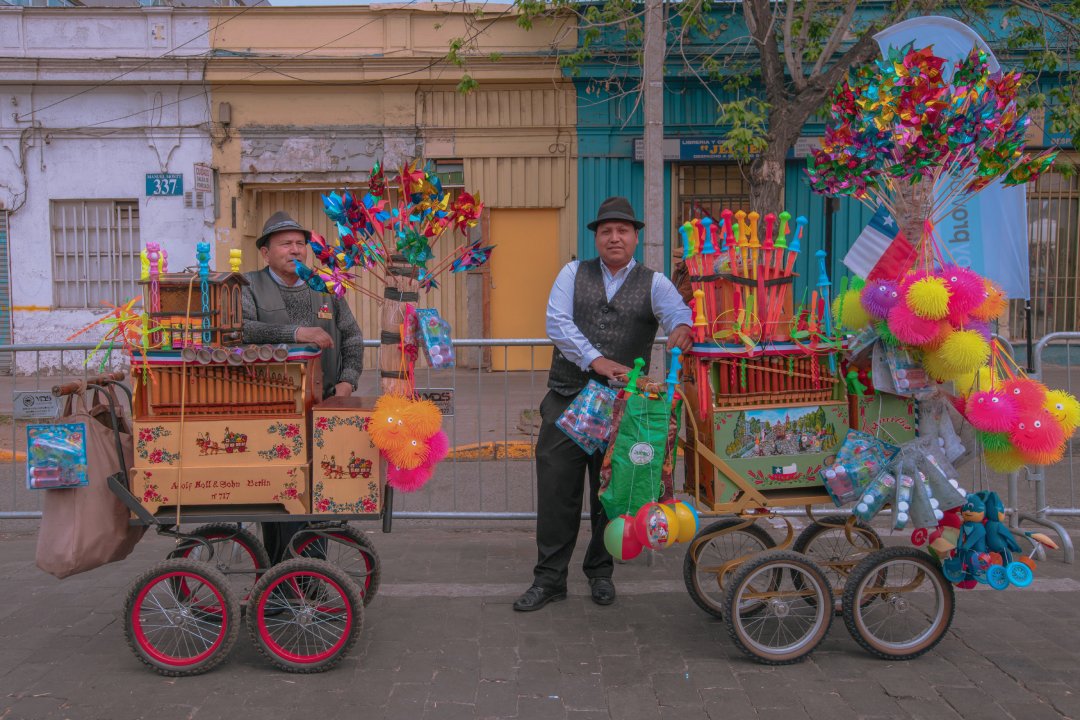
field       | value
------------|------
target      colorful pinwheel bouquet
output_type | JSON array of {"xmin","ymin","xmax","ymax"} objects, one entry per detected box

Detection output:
[{"xmin": 295, "ymin": 159, "xmax": 491, "ymax": 296}]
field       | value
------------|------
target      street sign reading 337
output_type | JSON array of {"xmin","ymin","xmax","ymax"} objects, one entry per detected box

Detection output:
[{"xmin": 146, "ymin": 173, "xmax": 184, "ymax": 197}]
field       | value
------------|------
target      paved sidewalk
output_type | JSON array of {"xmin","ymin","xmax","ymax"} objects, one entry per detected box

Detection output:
[{"xmin": 3, "ymin": 520, "xmax": 1080, "ymax": 720}]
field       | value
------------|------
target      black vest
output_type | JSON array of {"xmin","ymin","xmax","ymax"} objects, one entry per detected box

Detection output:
[
  {"xmin": 244, "ymin": 268, "xmax": 341, "ymax": 395},
  {"xmin": 548, "ymin": 259, "xmax": 659, "ymax": 396}
]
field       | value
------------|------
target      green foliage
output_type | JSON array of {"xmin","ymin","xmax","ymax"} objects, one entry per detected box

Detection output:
[
  {"xmin": 456, "ymin": 74, "xmax": 479, "ymax": 94},
  {"xmin": 716, "ymin": 97, "xmax": 771, "ymax": 163}
]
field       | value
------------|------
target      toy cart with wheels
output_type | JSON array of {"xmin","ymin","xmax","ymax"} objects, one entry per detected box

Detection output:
[
  {"xmin": 98, "ymin": 344, "xmax": 392, "ymax": 677},
  {"xmin": 676, "ymin": 342, "xmax": 954, "ymax": 665}
]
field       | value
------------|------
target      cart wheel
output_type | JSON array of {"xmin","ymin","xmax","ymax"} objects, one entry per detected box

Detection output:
[
  {"xmin": 792, "ymin": 515, "xmax": 882, "ymax": 613},
  {"xmin": 247, "ymin": 558, "xmax": 363, "ymax": 673},
  {"xmin": 124, "ymin": 558, "xmax": 240, "ymax": 676},
  {"xmin": 723, "ymin": 550, "xmax": 833, "ymax": 665},
  {"xmin": 1006, "ymin": 561, "xmax": 1033, "ymax": 588},
  {"xmin": 986, "ymin": 564, "xmax": 1010, "ymax": 590},
  {"xmin": 170, "ymin": 523, "xmax": 270, "ymax": 602},
  {"xmin": 683, "ymin": 519, "xmax": 776, "ymax": 619},
  {"xmin": 842, "ymin": 547, "xmax": 955, "ymax": 661},
  {"xmin": 294, "ymin": 524, "xmax": 381, "ymax": 605}
]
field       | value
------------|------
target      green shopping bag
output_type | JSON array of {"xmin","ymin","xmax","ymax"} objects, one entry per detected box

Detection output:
[{"xmin": 598, "ymin": 389, "xmax": 681, "ymax": 520}]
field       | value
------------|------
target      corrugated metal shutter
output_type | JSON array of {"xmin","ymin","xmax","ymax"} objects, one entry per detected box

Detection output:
[{"xmin": 0, "ymin": 211, "xmax": 11, "ymax": 374}]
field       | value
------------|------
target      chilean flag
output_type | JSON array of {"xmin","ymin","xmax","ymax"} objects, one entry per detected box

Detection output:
[{"xmin": 842, "ymin": 205, "xmax": 917, "ymax": 281}]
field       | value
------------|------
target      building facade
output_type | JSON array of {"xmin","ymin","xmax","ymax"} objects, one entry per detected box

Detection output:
[{"xmin": 0, "ymin": 5, "xmax": 215, "ymax": 371}]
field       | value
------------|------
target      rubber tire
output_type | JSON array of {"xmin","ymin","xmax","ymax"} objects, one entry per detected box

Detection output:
[
  {"xmin": 171, "ymin": 523, "xmax": 270, "ymax": 602},
  {"xmin": 247, "ymin": 558, "xmax": 364, "ymax": 673},
  {"xmin": 723, "ymin": 550, "xmax": 833, "ymax": 665},
  {"xmin": 294, "ymin": 524, "xmax": 381, "ymax": 606},
  {"xmin": 842, "ymin": 547, "xmax": 955, "ymax": 661},
  {"xmin": 683, "ymin": 519, "xmax": 776, "ymax": 619},
  {"xmin": 124, "ymin": 558, "xmax": 240, "ymax": 677},
  {"xmin": 792, "ymin": 515, "xmax": 883, "ymax": 613}
]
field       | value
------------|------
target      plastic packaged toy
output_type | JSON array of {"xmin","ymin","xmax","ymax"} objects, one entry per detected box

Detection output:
[
  {"xmin": 556, "ymin": 380, "xmax": 618, "ymax": 454},
  {"xmin": 26, "ymin": 423, "xmax": 88, "ymax": 489},
  {"xmin": 854, "ymin": 472, "xmax": 896, "ymax": 523},
  {"xmin": 415, "ymin": 308, "xmax": 455, "ymax": 369}
]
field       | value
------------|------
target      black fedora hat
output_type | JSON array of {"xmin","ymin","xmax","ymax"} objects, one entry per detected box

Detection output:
[
  {"xmin": 256, "ymin": 211, "xmax": 312, "ymax": 249},
  {"xmin": 587, "ymin": 196, "xmax": 644, "ymax": 232}
]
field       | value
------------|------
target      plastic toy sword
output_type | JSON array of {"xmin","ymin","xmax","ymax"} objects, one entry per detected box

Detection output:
[
  {"xmin": 666, "ymin": 347, "xmax": 682, "ymax": 405},
  {"xmin": 762, "ymin": 213, "xmax": 775, "ymax": 335},
  {"xmin": 700, "ymin": 216, "xmax": 716, "ymax": 321},
  {"xmin": 816, "ymin": 249, "xmax": 836, "ymax": 372}
]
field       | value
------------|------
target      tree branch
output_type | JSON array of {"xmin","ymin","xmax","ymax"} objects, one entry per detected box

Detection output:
[
  {"xmin": 744, "ymin": 0, "xmax": 787, "ymax": 101},
  {"xmin": 811, "ymin": 0, "xmax": 859, "ymax": 77},
  {"xmin": 782, "ymin": 0, "xmax": 804, "ymax": 91}
]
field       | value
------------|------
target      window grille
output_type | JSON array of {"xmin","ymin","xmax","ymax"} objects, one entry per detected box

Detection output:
[{"xmin": 51, "ymin": 200, "xmax": 141, "ymax": 309}]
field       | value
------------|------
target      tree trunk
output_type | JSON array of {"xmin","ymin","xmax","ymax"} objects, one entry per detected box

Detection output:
[
  {"xmin": 748, "ymin": 145, "xmax": 787, "ymax": 211},
  {"xmin": 379, "ymin": 256, "xmax": 420, "ymax": 396}
]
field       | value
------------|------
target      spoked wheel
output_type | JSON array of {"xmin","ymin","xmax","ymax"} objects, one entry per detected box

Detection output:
[
  {"xmin": 124, "ymin": 558, "xmax": 240, "ymax": 676},
  {"xmin": 792, "ymin": 516, "xmax": 882, "ymax": 613},
  {"xmin": 842, "ymin": 547, "xmax": 955, "ymax": 661},
  {"xmin": 683, "ymin": 519, "xmax": 776, "ymax": 619},
  {"xmin": 293, "ymin": 524, "xmax": 381, "ymax": 605},
  {"xmin": 170, "ymin": 523, "xmax": 270, "ymax": 603},
  {"xmin": 723, "ymin": 550, "xmax": 833, "ymax": 665},
  {"xmin": 247, "ymin": 558, "xmax": 364, "ymax": 673}
]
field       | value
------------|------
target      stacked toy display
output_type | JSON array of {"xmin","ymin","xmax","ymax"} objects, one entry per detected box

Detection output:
[{"xmin": 313, "ymin": 159, "xmax": 491, "ymax": 493}]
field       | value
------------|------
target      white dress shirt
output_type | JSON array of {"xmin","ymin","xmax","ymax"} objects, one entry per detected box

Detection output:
[{"xmin": 546, "ymin": 258, "xmax": 692, "ymax": 371}]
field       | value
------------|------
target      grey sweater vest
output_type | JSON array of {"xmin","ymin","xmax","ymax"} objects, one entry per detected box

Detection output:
[
  {"xmin": 548, "ymin": 259, "xmax": 659, "ymax": 396},
  {"xmin": 244, "ymin": 268, "xmax": 342, "ymax": 393}
]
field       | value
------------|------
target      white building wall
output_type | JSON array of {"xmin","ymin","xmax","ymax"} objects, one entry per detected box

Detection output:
[{"xmin": 0, "ymin": 6, "xmax": 214, "ymax": 372}]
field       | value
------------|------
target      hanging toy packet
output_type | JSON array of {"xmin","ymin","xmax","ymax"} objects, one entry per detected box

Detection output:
[
  {"xmin": 415, "ymin": 308, "xmax": 455, "ymax": 369},
  {"xmin": 556, "ymin": 380, "xmax": 618, "ymax": 454},
  {"xmin": 26, "ymin": 423, "xmax": 88, "ymax": 489},
  {"xmin": 818, "ymin": 430, "xmax": 898, "ymax": 507}
]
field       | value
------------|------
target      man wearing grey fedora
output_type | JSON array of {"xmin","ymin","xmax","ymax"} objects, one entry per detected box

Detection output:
[
  {"xmin": 241, "ymin": 210, "xmax": 365, "ymax": 563},
  {"xmin": 514, "ymin": 196, "xmax": 693, "ymax": 612}
]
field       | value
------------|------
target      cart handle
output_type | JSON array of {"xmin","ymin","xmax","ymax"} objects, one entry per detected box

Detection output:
[{"xmin": 52, "ymin": 371, "xmax": 126, "ymax": 396}]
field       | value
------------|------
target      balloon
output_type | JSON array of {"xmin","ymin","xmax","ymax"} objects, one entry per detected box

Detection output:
[
  {"xmin": 634, "ymin": 502, "xmax": 672, "ymax": 550},
  {"xmin": 604, "ymin": 515, "xmax": 642, "ymax": 561},
  {"xmin": 672, "ymin": 501, "xmax": 699, "ymax": 543}
]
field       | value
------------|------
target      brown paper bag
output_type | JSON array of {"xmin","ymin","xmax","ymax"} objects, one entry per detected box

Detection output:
[{"xmin": 35, "ymin": 384, "xmax": 145, "ymax": 579}]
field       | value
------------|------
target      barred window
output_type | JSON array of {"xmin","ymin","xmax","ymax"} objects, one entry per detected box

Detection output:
[{"xmin": 51, "ymin": 200, "xmax": 141, "ymax": 309}]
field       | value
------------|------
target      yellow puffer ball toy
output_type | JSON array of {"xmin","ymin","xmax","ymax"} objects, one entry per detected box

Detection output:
[
  {"xmin": 833, "ymin": 288, "xmax": 871, "ymax": 331},
  {"xmin": 369, "ymin": 395, "xmax": 415, "ymax": 454},
  {"xmin": 906, "ymin": 276, "xmax": 952, "ymax": 320},
  {"xmin": 401, "ymin": 397, "xmax": 443, "ymax": 439},
  {"xmin": 937, "ymin": 329, "xmax": 991, "ymax": 376},
  {"xmin": 921, "ymin": 348, "xmax": 962, "ymax": 382},
  {"xmin": 1044, "ymin": 389, "xmax": 1080, "ymax": 435},
  {"xmin": 983, "ymin": 448, "xmax": 1026, "ymax": 473}
]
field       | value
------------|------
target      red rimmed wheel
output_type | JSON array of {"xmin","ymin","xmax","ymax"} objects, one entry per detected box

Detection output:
[
  {"xmin": 247, "ymin": 558, "xmax": 363, "ymax": 673},
  {"xmin": 294, "ymin": 524, "xmax": 381, "ymax": 605},
  {"xmin": 124, "ymin": 558, "xmax": 240, "ymax": 676},
  {"xmin": 171, "ymin": 523, "xmax": 270, "ymax": 603}
]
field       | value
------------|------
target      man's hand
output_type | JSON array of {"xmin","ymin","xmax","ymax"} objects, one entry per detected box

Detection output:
[
  {"xmin": 590, "ymin": 357, "xmax": 631, "ymax": 382},
  {"xmin": 333, "ymin": 381, "xmax": 353, "ymax": 398},
  {"xmin": 295, "ymin": 326, "xmax": 334, "ymax": 349},
  {"xmin": 666, "ymin": 325, "xmax": 693, "ymax": 353}
]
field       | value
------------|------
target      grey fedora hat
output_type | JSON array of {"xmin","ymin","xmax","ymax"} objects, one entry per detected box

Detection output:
[
  {"xmin": 587, "ymin": 196, "xmax": 645, "ymax": 231},
  {"xmin": 256, "ymin": 210, "xmax": 312, "ymax": 249}
]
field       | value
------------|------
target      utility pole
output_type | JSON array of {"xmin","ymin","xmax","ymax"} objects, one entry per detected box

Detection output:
[{"xmin": 643, "ymin": 0, "xmax": 665, "ymax": 372}]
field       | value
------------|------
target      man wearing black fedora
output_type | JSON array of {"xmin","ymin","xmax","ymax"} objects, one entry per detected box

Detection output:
[
  {"xmin": 241, "ymin": 210, "xmax": 366, "ymax": 563},
  {"xmin": 514, "ymin": 196, "xmax": 693, "ymax": 611}
]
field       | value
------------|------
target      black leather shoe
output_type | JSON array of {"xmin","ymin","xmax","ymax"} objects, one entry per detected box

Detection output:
[
  {"xmin": 589, "ymin": 577, "xmax": 616, "ymax": 606},
  {"xmin": 513, "ymin": 585, "xmax": 567, "ymax": 612}
]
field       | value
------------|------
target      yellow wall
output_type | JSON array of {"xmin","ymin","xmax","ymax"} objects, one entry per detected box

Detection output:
[
  {"xmin": 207, "ymin": 5, "xmax": 578, "ymax": 348},
  {"xmin": 488, "ymin": 209, "xmax": 561, "ymax": 371}
]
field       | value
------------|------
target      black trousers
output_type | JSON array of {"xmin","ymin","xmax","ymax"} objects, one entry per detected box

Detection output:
[{"xmin": 532, "ymin": 389, "xmax": 612, "ymax": 591}]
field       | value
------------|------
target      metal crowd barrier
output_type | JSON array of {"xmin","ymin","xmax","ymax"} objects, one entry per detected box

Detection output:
[{"xmin": 3, "ymin": 337, "xmax": 1079, "ymax": 564}]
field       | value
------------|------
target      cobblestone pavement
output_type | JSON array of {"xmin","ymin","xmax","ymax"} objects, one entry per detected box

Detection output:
[{"xmin": 3, "ymin": 520, "xmax": 1080, "ymax": 720}]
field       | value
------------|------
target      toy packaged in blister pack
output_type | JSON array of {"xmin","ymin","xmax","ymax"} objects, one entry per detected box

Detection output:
[
  {"xmin": 819, "ymin": 430, "xmax": 898, "ymax": 506},
  {"xmin": 26, "ymin": 423, "xmax": 88, "ymax": 489},
  {"xmin": 415, "ymin": 308, "xmax": 455, "ymax": 369},
  {"xmin": 556, "ymin": 380, "xmax": 618, "ymax": 454}
]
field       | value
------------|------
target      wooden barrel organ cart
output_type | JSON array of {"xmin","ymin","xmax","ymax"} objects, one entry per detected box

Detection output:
[
  {"xmin": 675, "ymin": 214, "xmax": 955, "ymax": 666},
  {"xmin": 106, "ymin": 265, "xmax": 388, "ymax": 676}
]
